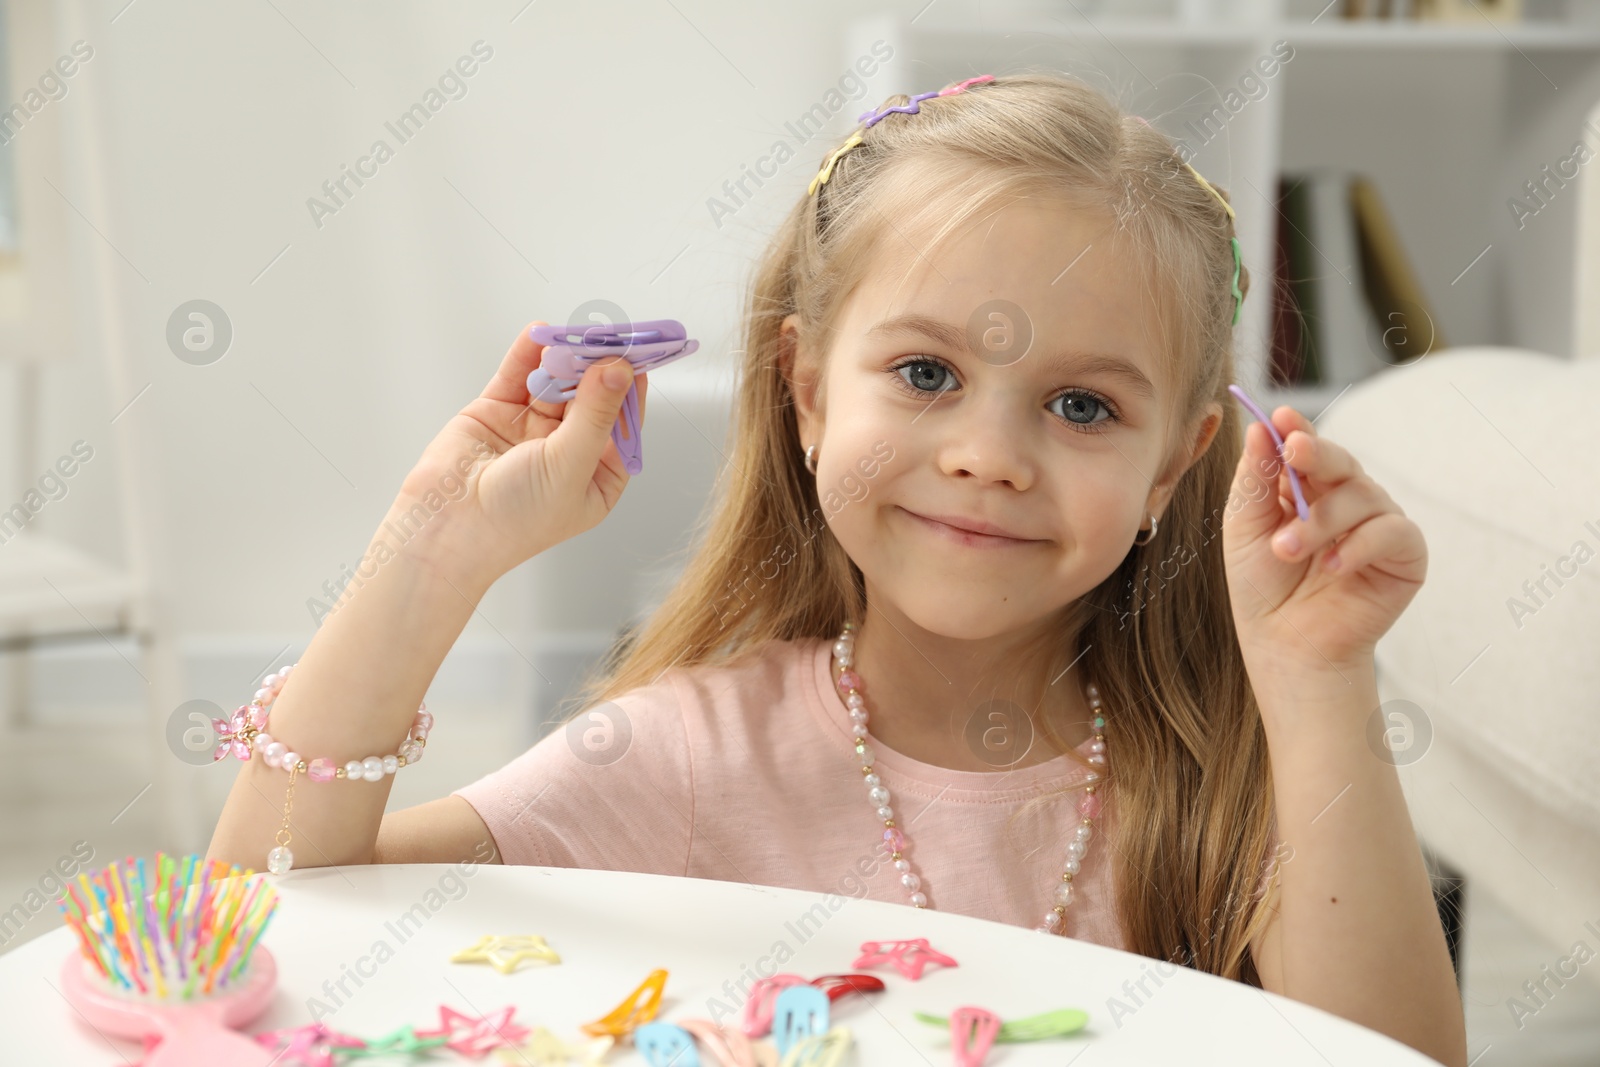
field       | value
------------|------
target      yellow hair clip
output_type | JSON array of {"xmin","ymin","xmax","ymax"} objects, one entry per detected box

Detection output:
[
  {"xmin": 808, "ymin": 130, "xmax": 863, "ymax": 196},
  {"xmin": 580, "ymin": 968, "xmax": 668, "ymax": 1039},
  {"xmin": 1183, "ymin": 161, "xmax": 1236, "ymax": 221},
  {"xmin": 1131, "ymin": 114, "xmax": 1236, "ymax": 222}
]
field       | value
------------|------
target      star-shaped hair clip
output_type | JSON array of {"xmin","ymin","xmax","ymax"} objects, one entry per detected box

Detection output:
[
  {"xmin": 253, "ymin": 1022, "xmax": 366, "ymax": 1067},
  {"xmin": 343, "ymin": 1024, "xmax": 450, "ymax": 1059},
  {"xmin": 415, "ymin": 1004, "xmax": 531, "ymax": 1057},
  {"xmin": 450, "ymin": 934, "xmax": 561, "ymax": 974},
  {"xmin": 494, "ymin": 1025, "xmax": 614, "ymax": 1066},
  {"xmin": 852, "ymin": 938, "xmax": 959, "ymax": 980}
]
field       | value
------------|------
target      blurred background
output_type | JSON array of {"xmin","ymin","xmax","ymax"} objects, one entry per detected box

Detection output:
[{"xmin": 1, "ymin": 0, "xmax": 1598, "ymax": 1061}]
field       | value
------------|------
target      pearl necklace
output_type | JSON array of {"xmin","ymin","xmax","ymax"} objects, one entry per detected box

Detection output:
[{"xmin": 830, "ymin": 621, "xmax": 1108, "ymax": 935}]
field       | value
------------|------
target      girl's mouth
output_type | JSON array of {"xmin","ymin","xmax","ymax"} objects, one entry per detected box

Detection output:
[{"xmin": 896, "ymin": 506, "xmax": 1045, "ymax": 549}]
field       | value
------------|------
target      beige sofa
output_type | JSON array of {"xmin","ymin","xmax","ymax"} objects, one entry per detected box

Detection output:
[{"xmin": 1317, "ymin": 346, "xmax": 1600, "ymax": 993}]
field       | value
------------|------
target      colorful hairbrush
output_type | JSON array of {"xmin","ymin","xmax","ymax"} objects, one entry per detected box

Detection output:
[
  {"xmin": 526, "ymin": 318, "xmax": 699, "ymax": 475},
  {"xmin": 56, "ymin": 852, "xmax": 280, "ymax": 1067},
  {"xmin": 1227, "ymin": 383, "xmax": 1311, "ymax": 522}
]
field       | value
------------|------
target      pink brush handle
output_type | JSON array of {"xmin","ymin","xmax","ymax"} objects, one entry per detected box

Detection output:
[{"xmin": 61, "ymin": 947, "xmax": 278, "ymax": 1067}]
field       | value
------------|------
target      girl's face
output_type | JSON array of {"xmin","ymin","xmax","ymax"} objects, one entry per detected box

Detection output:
[{"xmin": 787, "ymin": 196, "xmax": 1221, "ymax": 641}]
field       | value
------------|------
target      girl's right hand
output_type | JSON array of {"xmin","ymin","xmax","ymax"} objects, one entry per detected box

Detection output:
[{"xmin": 396, "ymin": 321, "xmax": 647, "ymax": 586}]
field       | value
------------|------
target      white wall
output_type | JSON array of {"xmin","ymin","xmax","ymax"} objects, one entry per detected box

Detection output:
[{"xmin": 3, "ymin": 0, "xmax": 944, "ymax": 720}]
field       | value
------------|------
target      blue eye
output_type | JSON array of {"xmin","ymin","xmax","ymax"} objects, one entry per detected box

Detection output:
[
  {"xmin": 1048, "ymin": 391, "xmax": 1118, "ymax": 433},
  {"xmin": 886, "ymin": 357, "xmax": 1122, "ymax": 436},
  {"xmin": 893, "ymin": 359, "xmax": 956, "ymax": 395}
]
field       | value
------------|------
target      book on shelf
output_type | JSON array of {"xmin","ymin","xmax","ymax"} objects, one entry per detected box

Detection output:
[
  {"xmin": 1267, "ymin": 169, "xmax": 1446, "ymax": 390},
  {"xmin": 1342, "ymin": 0, "xmax": 1522, "ymax": 19}
]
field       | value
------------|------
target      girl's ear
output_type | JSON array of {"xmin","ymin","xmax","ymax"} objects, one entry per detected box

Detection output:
[
  {"xmin": 1144, "ymin": 402, "xmax": 1225, "ymax": 521},
  {"xmin": 780, "ymin": 313, "xmax": 822, "ymax": 439}
]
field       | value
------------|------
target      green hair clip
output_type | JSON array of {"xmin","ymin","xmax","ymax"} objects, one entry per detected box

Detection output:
[
  {"xmin": 1229, "ymin": 236, "xmax": 1243, "ymax": 326},
  {"xmin": 913, "ymin": 1007, "xmax": 1090, "ymax": 1042}
]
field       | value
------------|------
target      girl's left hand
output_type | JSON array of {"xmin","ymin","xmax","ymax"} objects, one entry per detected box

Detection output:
[{"xmin": 1222, "ymin": 405, "xmax": 1427, "ymax": 689}]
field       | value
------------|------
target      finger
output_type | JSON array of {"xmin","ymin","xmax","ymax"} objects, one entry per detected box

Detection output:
[
  {"xmin": 1278, "ymin": 427, "xmax": 1364, "ymax": 492},
  {"xmin": 545, "ymin": 356, "xmax": 636, "ymax": 481},
  {"xmin": 482, "ymin": 321, "xmax": 548, "ymax": 406},
  {"xmin": 1269, "ymin": 476, "xmax": 1392, "ymax": 562},
  {"xmin": 1313, "ymin": 511, "xmax": 1427, "ymax": 583},
  {"xmin": 1226, "ymin": 418, "xmax": 1294, "ymax": 542}
]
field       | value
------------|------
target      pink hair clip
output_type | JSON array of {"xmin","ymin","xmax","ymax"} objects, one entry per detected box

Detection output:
[
  {"xmin": 858, "ymin": 74, "xmax": 994, "ymax": 128},
  {"xmin": 852, "ymin": 938, "xmax": 959, "ymax": 980},
  {"xmin": 740, "ymin": 973, "xmax": 809, "ymax": 1037}
]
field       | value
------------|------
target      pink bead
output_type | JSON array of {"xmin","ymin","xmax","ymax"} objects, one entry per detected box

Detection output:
[
  {"xmin": 884, "ymin": 828, "xmax": 905, "ymax": 852},
  {"xmin": 416, "ymin": 711, "xmax": 434, "ymax": 730},
  {"xmin": 1077, "ymin": 792, "xmax": 1102, "ymax": 819},
  {"xmin": 308, "ymin": 758, "xmax": 336, "ymax": 782},
  {"xmin": 837, "ymin": 671, "xmax": 863, "ymax": 694}
]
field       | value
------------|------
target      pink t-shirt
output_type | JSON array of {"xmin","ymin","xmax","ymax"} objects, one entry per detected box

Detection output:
[{"xmin": 455, "ymin": 635, "xmax": 1145, "ymax": 948}]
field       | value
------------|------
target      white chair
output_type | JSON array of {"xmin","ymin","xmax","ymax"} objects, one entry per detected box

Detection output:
[
  {"xmin": 1311, "ymin": 92, "xmax": 1600, "ymax": 1009},
  {"xmin": 1319, "ymin": 346, "xmax": 1600, "ymax": 994},
  {"xmin": 0, "ymin": 0, "xmax": 197, "ymax": 852}
]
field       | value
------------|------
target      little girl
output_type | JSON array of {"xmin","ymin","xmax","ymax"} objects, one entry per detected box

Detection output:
[{"xmin": 209, "ymin": 73, "xmax": 1466, "ymax": 1064}]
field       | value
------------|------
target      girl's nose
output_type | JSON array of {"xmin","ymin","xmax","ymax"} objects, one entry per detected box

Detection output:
[{"xmin": 936, "ymin": 401, "xmax": 1037, "ymax": 491}]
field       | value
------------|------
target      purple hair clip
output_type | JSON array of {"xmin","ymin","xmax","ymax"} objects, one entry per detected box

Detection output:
[
  {"xmin": 1227, "ymin": 384, "xmax": 1311, "ymax": 523},
  {"xmin": 526, "ymin": 319, "xmax": 698, "ymax": 475},
  {"xmin": 857, "ymin": 74, "xmax": 995, "ymax": 129}
]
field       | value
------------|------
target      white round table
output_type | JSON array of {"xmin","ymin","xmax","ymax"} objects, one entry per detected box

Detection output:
[{"xmin": 0, "ymin": 863, "xmax": 1438, "ymax": 1065}]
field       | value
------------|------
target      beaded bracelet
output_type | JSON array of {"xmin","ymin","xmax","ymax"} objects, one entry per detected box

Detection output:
[{"xmin": 212, "ymin": 662, "xmax": 432, "ymax": 874}]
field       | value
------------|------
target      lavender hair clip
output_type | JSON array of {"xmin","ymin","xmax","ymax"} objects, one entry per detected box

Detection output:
[
  {"xmin": 526, "ymin": 319, "xmax": 699, "ymax": 475},
  {"xmin": 857, "ymin": 74, "xmax": 994, "ymax": 128},
  {"xmin": 1227, "ymin": 384, "xmax": 1311, "ymax": 523}
]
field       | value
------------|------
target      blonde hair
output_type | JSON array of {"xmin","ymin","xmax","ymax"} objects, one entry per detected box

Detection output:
[{"xmin": 565, "ymin": 71, "xmax": 1279, "ymax": 985}]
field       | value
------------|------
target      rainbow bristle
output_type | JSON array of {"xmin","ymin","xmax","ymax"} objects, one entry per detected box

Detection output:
[{"xmin": 55, "ymin": 852, "xmax": 278, "ymax": 1001}]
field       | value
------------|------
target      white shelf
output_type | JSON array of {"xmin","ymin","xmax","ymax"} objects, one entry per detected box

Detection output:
[
  {"xmin": 907, "ymin": 17, "xmax": 1600, "ymax": 50},
  {"xmin": 850, "ymin": 12, "xmax": 1600, "ymax": 395}
]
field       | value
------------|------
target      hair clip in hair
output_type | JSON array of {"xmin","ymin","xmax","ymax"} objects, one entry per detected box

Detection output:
[
  {"xmin": 810, "ymin": 75, "xmax": 993, "ymax": 195},
  {"xmin": 1228, "ymin": 236, "xmax": 1243, "ymax": 325},
  {"xmin": 857, "ymin": 73, "xmax": 995, "ymax": 129},
  {"xmin": 808, "ymin": 130, "xmax": 862, "ymax": 195},
  {"xmin": 526, "ymin": 320, "xmax": 698, "ymax": 475},
  {"xmin": 1182, "ymin": 161, "xmax": 1236, "ymax": 222},
  {"xmin": 1227, "ymin": 383, "xmax": 1311, "ymax": 522},
  {"xmin": 939, "ymin": 74, "xmax": 994, "ymax": 96}
]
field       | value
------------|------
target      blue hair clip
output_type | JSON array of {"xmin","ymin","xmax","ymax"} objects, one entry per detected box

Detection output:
[
  {"xmin": 634, "ymin": 1022, "xmax": 700, "ymax": 1066},
  {"xmin": 772, "ymin": 985, "xmax": 830, "ymax": 1060}
]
